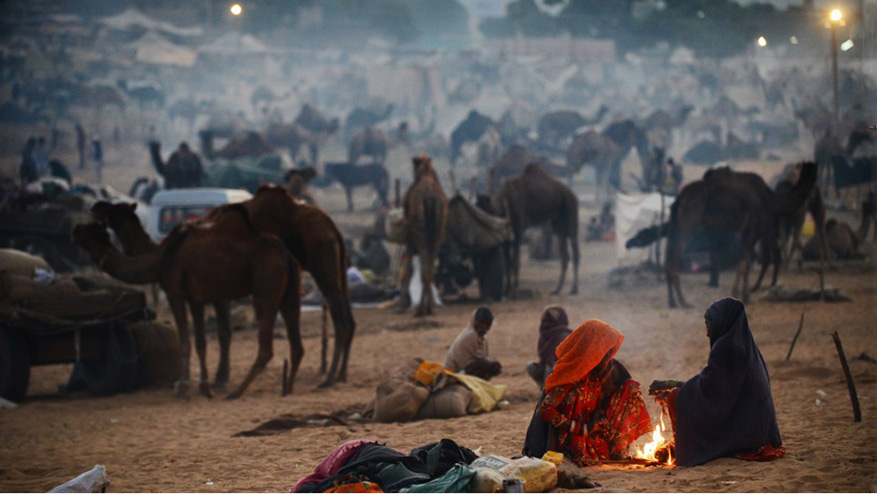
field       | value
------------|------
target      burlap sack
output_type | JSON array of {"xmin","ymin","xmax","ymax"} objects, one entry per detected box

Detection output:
[
  {"xmin": 416, "ymin": 384, "xmax": 472, "ymax": 420},
  {"xmin": 374, "ymin": 376, "xmax": 429, "ymax": 423}
]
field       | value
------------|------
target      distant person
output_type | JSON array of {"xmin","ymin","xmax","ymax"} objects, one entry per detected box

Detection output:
[
  {"xmin": 443, "ymin": 307, "xmax": 501, "ymax": 380},
  {"xmin": 20, "ymin": 136, "xmax": 38, "ymax": 186},
  {"xmin": 526, "ymin": 306, "xmax": 572, "ymax": 388},
  {"xmin": 650, "ymin": 297, "xmax": 785, "ymax": 466},
  {"xmin": 91, "ymin": 138, "xmax": 103, "ymax": 185},
  {"xmin": 75, "ymin": 122, "xmax": 86, "ymax": 170},
  {"xmin": 33, "ymin": 136, "xmax": 49, "ymax": 177}
]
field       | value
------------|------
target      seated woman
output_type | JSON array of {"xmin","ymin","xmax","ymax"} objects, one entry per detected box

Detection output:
[
  {"xmin": 650, "ymin": 297, "xmax": 785, "ymax": 467},
  {"xmin": 523, "ymin": 319, "xmax": 652, "ymax": 464},
  {"xmin": 526, "ymin": 306, "xmax": 572, "ymax": 388}
]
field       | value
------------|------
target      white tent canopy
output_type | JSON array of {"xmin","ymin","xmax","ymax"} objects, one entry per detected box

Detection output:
[
  {"xmin": 128, "ymin": 32, "xmax": 197, "ymax": 67},
  {"xmin": 615, "ymin": 192, "xmax": 674, "ymax": 264},
  {"xmin": 99, "ymin": 9, "xmax": 203, "ymax": 38}
]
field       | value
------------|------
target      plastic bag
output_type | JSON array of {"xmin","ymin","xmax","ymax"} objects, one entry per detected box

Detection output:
[
  {"xmin": 470, "ymin": 455, "xmax": 557, "ymax": 493},
  {"xmin": 401, "ymin": 464, "xmax": 475, "ymax": 493}
]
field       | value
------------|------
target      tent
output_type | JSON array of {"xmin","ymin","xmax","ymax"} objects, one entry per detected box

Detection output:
[
  {"xmin": 129, "ymin": 32, "xmax": 197, "ymax": 67},
  {"xmin": 99, "ymin": 8, "xmax": 203, "ymax": 37},
  {"xmin": 614, "ymin": 192, "xmax": 674, "ymax": 264}
]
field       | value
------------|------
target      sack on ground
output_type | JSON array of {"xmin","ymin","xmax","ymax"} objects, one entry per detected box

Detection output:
[
  {"xmin": 416, "ymin": 384, "xmax": 472, "ymax": 420},
  {"xmin": 374, "ymin": 377, "xmax": 429, "ymax": 423}
]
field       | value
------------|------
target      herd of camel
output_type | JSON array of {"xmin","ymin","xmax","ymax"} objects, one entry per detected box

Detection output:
[{"xmin": 69, "ymin": 97, "xmax": 876, "ymax": 399}]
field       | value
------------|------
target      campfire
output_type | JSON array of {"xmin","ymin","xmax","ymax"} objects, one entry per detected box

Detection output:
[{"xmin": 632, "ymin": 411, "xmax": 675, "ymax": 466}]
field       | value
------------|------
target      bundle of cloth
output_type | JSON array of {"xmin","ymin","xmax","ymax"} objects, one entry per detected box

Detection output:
[{"xmin": 292, "ymin": 438, "xmax": 576, "ymax": 493}]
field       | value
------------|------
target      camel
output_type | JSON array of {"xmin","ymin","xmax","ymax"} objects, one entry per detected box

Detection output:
[
  {"xmin": 241, "ymin": 185, "xmax": 355, "ymax": 386},
  {"xmin": 149, "ymin": 141, "xmax": 205, "ymax": 189},
  {"xmin": 450, "ymin": 110, "xmax": 494, "ymax": 165},
  {"xmin": 401, "ymin": 155, "xmax": 448, "ymax": 317},
  {"xmin": 803, "ymin": 192, "xmax": 875, "ymax": 260},
  {"xmin": 348, "ymin": 126, "xmax": 395, "ymax": 164},
  {"xmin": 491, "ymin": 145, "xmax": 573, "ymax": 184},
  {"xmin": 345, "ymin": 102, "xmax": 393, "ymax": 137},
  {"xmin": 489, "ymin": 164, "xmax": 580, "ymax": 296},
  {"xmin": 72, "ymin": 207, "xmax": 303, "ymax": 400},
  {"xmin": 664, "ymin": 162, "xmax": 818, "ymax": 307},
  {"xmin": 264, "ymin": 122, "xmax": 324, "ymax": 166},
  {"xmin": 537, "ymin": 105, "xmax": 608, "ymax": 149},
  {"xmin": 567, "ymin": 120, "xmax": 652, "ymax": 201},
  {"xmin": 458, "ymin": 125, "xmax": 502, "ymax": 169},
  {"xmin": 284, "ymin": 167, "xmax": 317, "ymax": 206},
  {"xmin": 294, "ymin": 104, "xmax": 339, "ymax": 136},
  {"xmin": 323, "ymin": 162, "xmax": 388, "ymax": 212}
]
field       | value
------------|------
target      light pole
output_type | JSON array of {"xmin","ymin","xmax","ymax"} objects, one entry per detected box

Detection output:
[{"xmin": 829, "ymin": 8, "xmax": 843, "ymax": 132}]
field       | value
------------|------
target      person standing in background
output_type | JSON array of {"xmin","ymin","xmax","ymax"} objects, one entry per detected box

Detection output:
[
  {"xmin": 75, "ymin": 123, "xmax": 86, "ymax": 170},
  {"xmin": 91, "ymin": 137, "xmax": 103, "ymax": 185}
]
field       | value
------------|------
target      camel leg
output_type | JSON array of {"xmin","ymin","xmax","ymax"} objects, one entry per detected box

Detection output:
[
  {"xmin": 708, "ymin": 247, "xmax": 719, "ymax": 287},
  {"xmin": 226, "ymin": 300, "xmax": 276, "ymax": 400},
  {"xmin": 551, "ymin": 232, "xmax": 569, "ymax": 295},
  {"xmin": 320, "ymin": 302, "xmax": 328, "ymax": 374},
  {"xmin": 188, "ymin": 301, "xmax": 212, "ymax": 399},
  {"xmin": 279, "ymin": 272, "xmax": 303, "ymax": 396},
  {"xmin": 213, "ymin": 301, "xmax": 231, "ymax": 389},
  {"xmin": 512, "ymin": 235, "xmax": 522, "ymax": 294},
  {"xmin": 168, "ymin": 295, "xmax": 191, "ymax": 399},
  {"xmin": 570, "ymin": 233, "xmax": 580, "ymax": 295},
  {"xmin": 345, "ymin": 186, "xmax": 354, "ymax": 213},
  {"xmin": 741, "ymin": 244, "xmax": 753, "ymax": 304},
  {"xmin": 318, "ymin": 288, "xmax": 354, "ymax": 387},
  {"xmin": 666, "ymin": 227, "xmax": 691, "ymax": 308},
  {"xmin": 398, "ymin": 251, "xmax": 413, "ymax": 312},
  {"xmin": 416, "ymin": 252, "xmax": 435, "ymax": 317}
]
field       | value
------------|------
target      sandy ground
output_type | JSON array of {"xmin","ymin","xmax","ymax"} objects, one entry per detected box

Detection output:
[{"xmin": 1, "ymin": 144, "xmax": 876, "ymax": 492}]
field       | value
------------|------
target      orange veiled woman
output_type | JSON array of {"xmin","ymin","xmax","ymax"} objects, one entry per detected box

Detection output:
[{"xmin": 523, "ymin": 319, "xmax": 652, "ymax": 464}]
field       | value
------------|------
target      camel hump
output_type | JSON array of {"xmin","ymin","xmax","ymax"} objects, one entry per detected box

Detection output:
[{"xmin": 523, "ymin": 162, "xmax": 546, "ymax": 175}]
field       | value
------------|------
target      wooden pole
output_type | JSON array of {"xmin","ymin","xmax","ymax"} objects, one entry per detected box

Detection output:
[
  {"xmin": 394, "ymin": 178, "xmax": 401, "ymax": 208},
  {"xmin": 831, "ymin": 331, "xmax": 862, "ymax": 422},
  {"xmin": 785, "ymin": 311, "xmax": 806, "ymax": 361}
]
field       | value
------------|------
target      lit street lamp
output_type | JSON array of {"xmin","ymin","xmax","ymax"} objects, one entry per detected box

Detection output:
[
  {"xmin": 828, "ymin": 8, "xmax": 843, "ymax": 131},
  {"xmin": 757, "ymin": 36, "xmax": 767, "ymax": 47},
  {"xmin": 230, "ymin": 3, "xmax": 242, "ymax": 16}
]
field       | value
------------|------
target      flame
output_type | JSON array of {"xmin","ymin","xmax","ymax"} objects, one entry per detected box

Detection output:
[{"xmin": 634, "ymin": 411, "xmax": 674, "ymax": 465}]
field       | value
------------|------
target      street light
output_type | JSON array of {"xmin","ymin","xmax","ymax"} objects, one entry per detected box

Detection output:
[
  {"xmin": 828, "ymin": 8, "xmax": 843, "ymax": 131},
  {"xmin": 230, "ymin": 3, "xmax": 242, "ymax": 16},
  {"xmin": 757, "ymin": 36, "xmax": 767, "ymax": 47}
]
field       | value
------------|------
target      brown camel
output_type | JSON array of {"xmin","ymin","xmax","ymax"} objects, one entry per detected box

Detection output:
[
  {"xmin": 538, "ymin": 105, "xmax": 608, "ymax": 149},
  {"xmin": 491, "ymin": 145, "xmax": 573, "ymax": 184},
  {"xmin": 239, "ymin": 185, "xmax": 355, "ymax": 386},
  {"xmin": 72, "ymin": 207, "xmax": 303, "ymax": 400},
  {"xmin": 265, "ymin": 122, "xmax": 324, "ymax": 166},
  {"xmin": 149, "ymin": 141, "xmax": 205, "ymax": 189},
  {"xmin": 664, "ymin": 162, "xmax": 818, "ymax": 307},
  {"xmin": 490, "ymin": 163, "xmax": 580, "ymax": 296},
  {"xmin": 565, "ymin": 130, "xmax": 621, "ymax": 203},
  {"xmin": 803, "ymin": 192, "xmax": 875, "ymax": 260},
  {"xmin": 284, "ymin": 167, "xmax": 317, "ymax": 205},
  {"xmin": 90, "ymin": 201, "xmax": 233, "ymax": 389},
  {"xmin": 401, "ymin": 155, "xmax": 448, "ymax": 317}
]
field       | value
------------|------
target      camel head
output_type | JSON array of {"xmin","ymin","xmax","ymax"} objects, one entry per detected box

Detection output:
[
  {"xmin": 412, "ymin": 154, "xmax": 436, "ymax": 181},
  {"xmin": 91, "ymin": 201, "xmax": 138, "ymax": 231},
  {"xmin": 72, "ymin": 222, "xmax": 113, "ymax": 260}
]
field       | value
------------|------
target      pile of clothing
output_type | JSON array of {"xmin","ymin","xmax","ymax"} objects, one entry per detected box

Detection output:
[
  {"xmin": 373, "ymin": 360, "xmax": 507, "ymax": 423},
  {"xmin": 292, "ymin": 439, "xmax": 567, "ymax": 493}
]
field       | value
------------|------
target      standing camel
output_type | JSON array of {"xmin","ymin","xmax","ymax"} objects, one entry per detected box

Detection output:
[
  {"xmin": 538, "ymin": 105, "xmax": 607, "ymax": 149},
  {"xmin": 401, "ymin": 155, "xmax": 448, "ymax": 317},
  {"xmin": 72, "ymin": 207, "xmax": 303, "ymax": 399},
  {"xmin": 348, "ymin": 126, "xmax": 395, "ymax": 164},
  {"xmin": 242, "ymin": 185, "xmax": 356, "ymax": 387},
  {"xmin": 265, "ymin": 122, "xmax": 324, "ymax": 166},
  {"xmin": 490, "ymin": 163, "xmax": 580, "ymax": 296},
  {"xmin": 450, "ymin": 110, "xmax": 494, "ymax": 166},
  {"xmin": 664, "ymin": 162, "xmax": 818, "ymax": 307},
  {"xmin": 149, "ymin": 141, "xmax": 205, "ymax": 189}
]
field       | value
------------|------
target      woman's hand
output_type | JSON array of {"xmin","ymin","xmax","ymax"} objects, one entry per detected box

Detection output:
[{"xmin": 649, "ymin": 380, "xmax": 682, "ymax": 396}]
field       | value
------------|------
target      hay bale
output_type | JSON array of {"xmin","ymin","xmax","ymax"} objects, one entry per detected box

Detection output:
[
  {"xmin": 416, "ymin": 384, "xmax": 472, "ymax": 420},
  {"xmin": 129, "ymin": 321, "xmax": 180, "ymax": 386},
  {"xmin": 374, "ymin": 376, "xmax": 429, "ymax": 422}
]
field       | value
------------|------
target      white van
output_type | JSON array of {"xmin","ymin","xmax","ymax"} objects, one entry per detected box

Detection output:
[{"xmin": 146, "ymin": 188, "xmax": 253, "ymax": 242}]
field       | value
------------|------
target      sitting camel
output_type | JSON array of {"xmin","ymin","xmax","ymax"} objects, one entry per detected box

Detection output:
[
  {"xmin": 489, "ymin": 163, "xmax": 580, "ymax": 296},
  {"xmin": 401, "ymin": 154, "xmax": 448, "ymax": 317},
  {"xmin": 72, "ymin": 206, "xmax": 303, "ymax": 400},
  {"xmin": 149, "ymin": 141, "xmax": 205, "ymax": 189}
]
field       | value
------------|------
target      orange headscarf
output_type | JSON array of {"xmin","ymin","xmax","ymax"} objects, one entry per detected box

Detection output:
[{"xmin": 544, "ymin": 319, "xmax": 624, "ymax": 392}]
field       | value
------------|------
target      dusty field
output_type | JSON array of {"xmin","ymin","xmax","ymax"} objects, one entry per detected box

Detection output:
[{"xmin": 1, "ymin": 147, "xmax": 876, "ymax": 492}]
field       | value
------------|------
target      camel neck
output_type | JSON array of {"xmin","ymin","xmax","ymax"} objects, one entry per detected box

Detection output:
[
  {"xmin": 117, "ymin": 224, "xmax": 158, "ymax": 256},
  {"xmin": 98, "ymin": 245, "xmax": 162, "ymax": 284}
]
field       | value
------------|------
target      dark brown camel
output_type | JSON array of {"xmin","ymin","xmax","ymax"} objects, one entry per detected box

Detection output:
[
  {"xmin": 401, "ymin": 155, "xmax": 448, "ymax": 317},
  {"xmin": 491, "ymin": 145, "xmax": 573, "ymax": 184},
  {"xmin": 538, "ymin": 105, "xmax": 607, "ymax": 149},
  {"xmin": 72, "ymin": 207, "xmax": 303, "ymax": 400},
  {"xmin": 803, "ymin": 193, "xmax": 875, "ymax": 260},
  {"xmin": 664, "ymin": 162, "xmax": 818, "ymax": 307},
  {"xmin": 490, "ymin": 163, "xmax": 580, "ymax": 296},
  {"xmin": 240, "ymin": 185, "xmax": 355, "ymax": 387},
  {"xmin": 284, "ymin": 167, "xmax": 317, "ymax": 206},
  {"xmin": 149, "ymin": 141, "xmax": 205, "ymax": 189},
  {"xmin": 91, "ymin": 201, "xmax": 234, "ymax": 389}
]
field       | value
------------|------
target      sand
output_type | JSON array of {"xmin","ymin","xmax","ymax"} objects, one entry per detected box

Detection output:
[{"xmin": 1, "ymin": 145, "xmax": 876, "ymax": 492}]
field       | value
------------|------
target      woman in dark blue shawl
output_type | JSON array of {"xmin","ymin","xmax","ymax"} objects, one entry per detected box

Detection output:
[{"xmin": 650, "ymin": 297, "xmax": 785, "ymax": 466}]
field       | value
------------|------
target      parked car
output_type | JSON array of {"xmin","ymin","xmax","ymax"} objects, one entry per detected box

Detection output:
[{"xmin": 146, "ymin": 188, "xmax": 252, "ymax": 241}]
